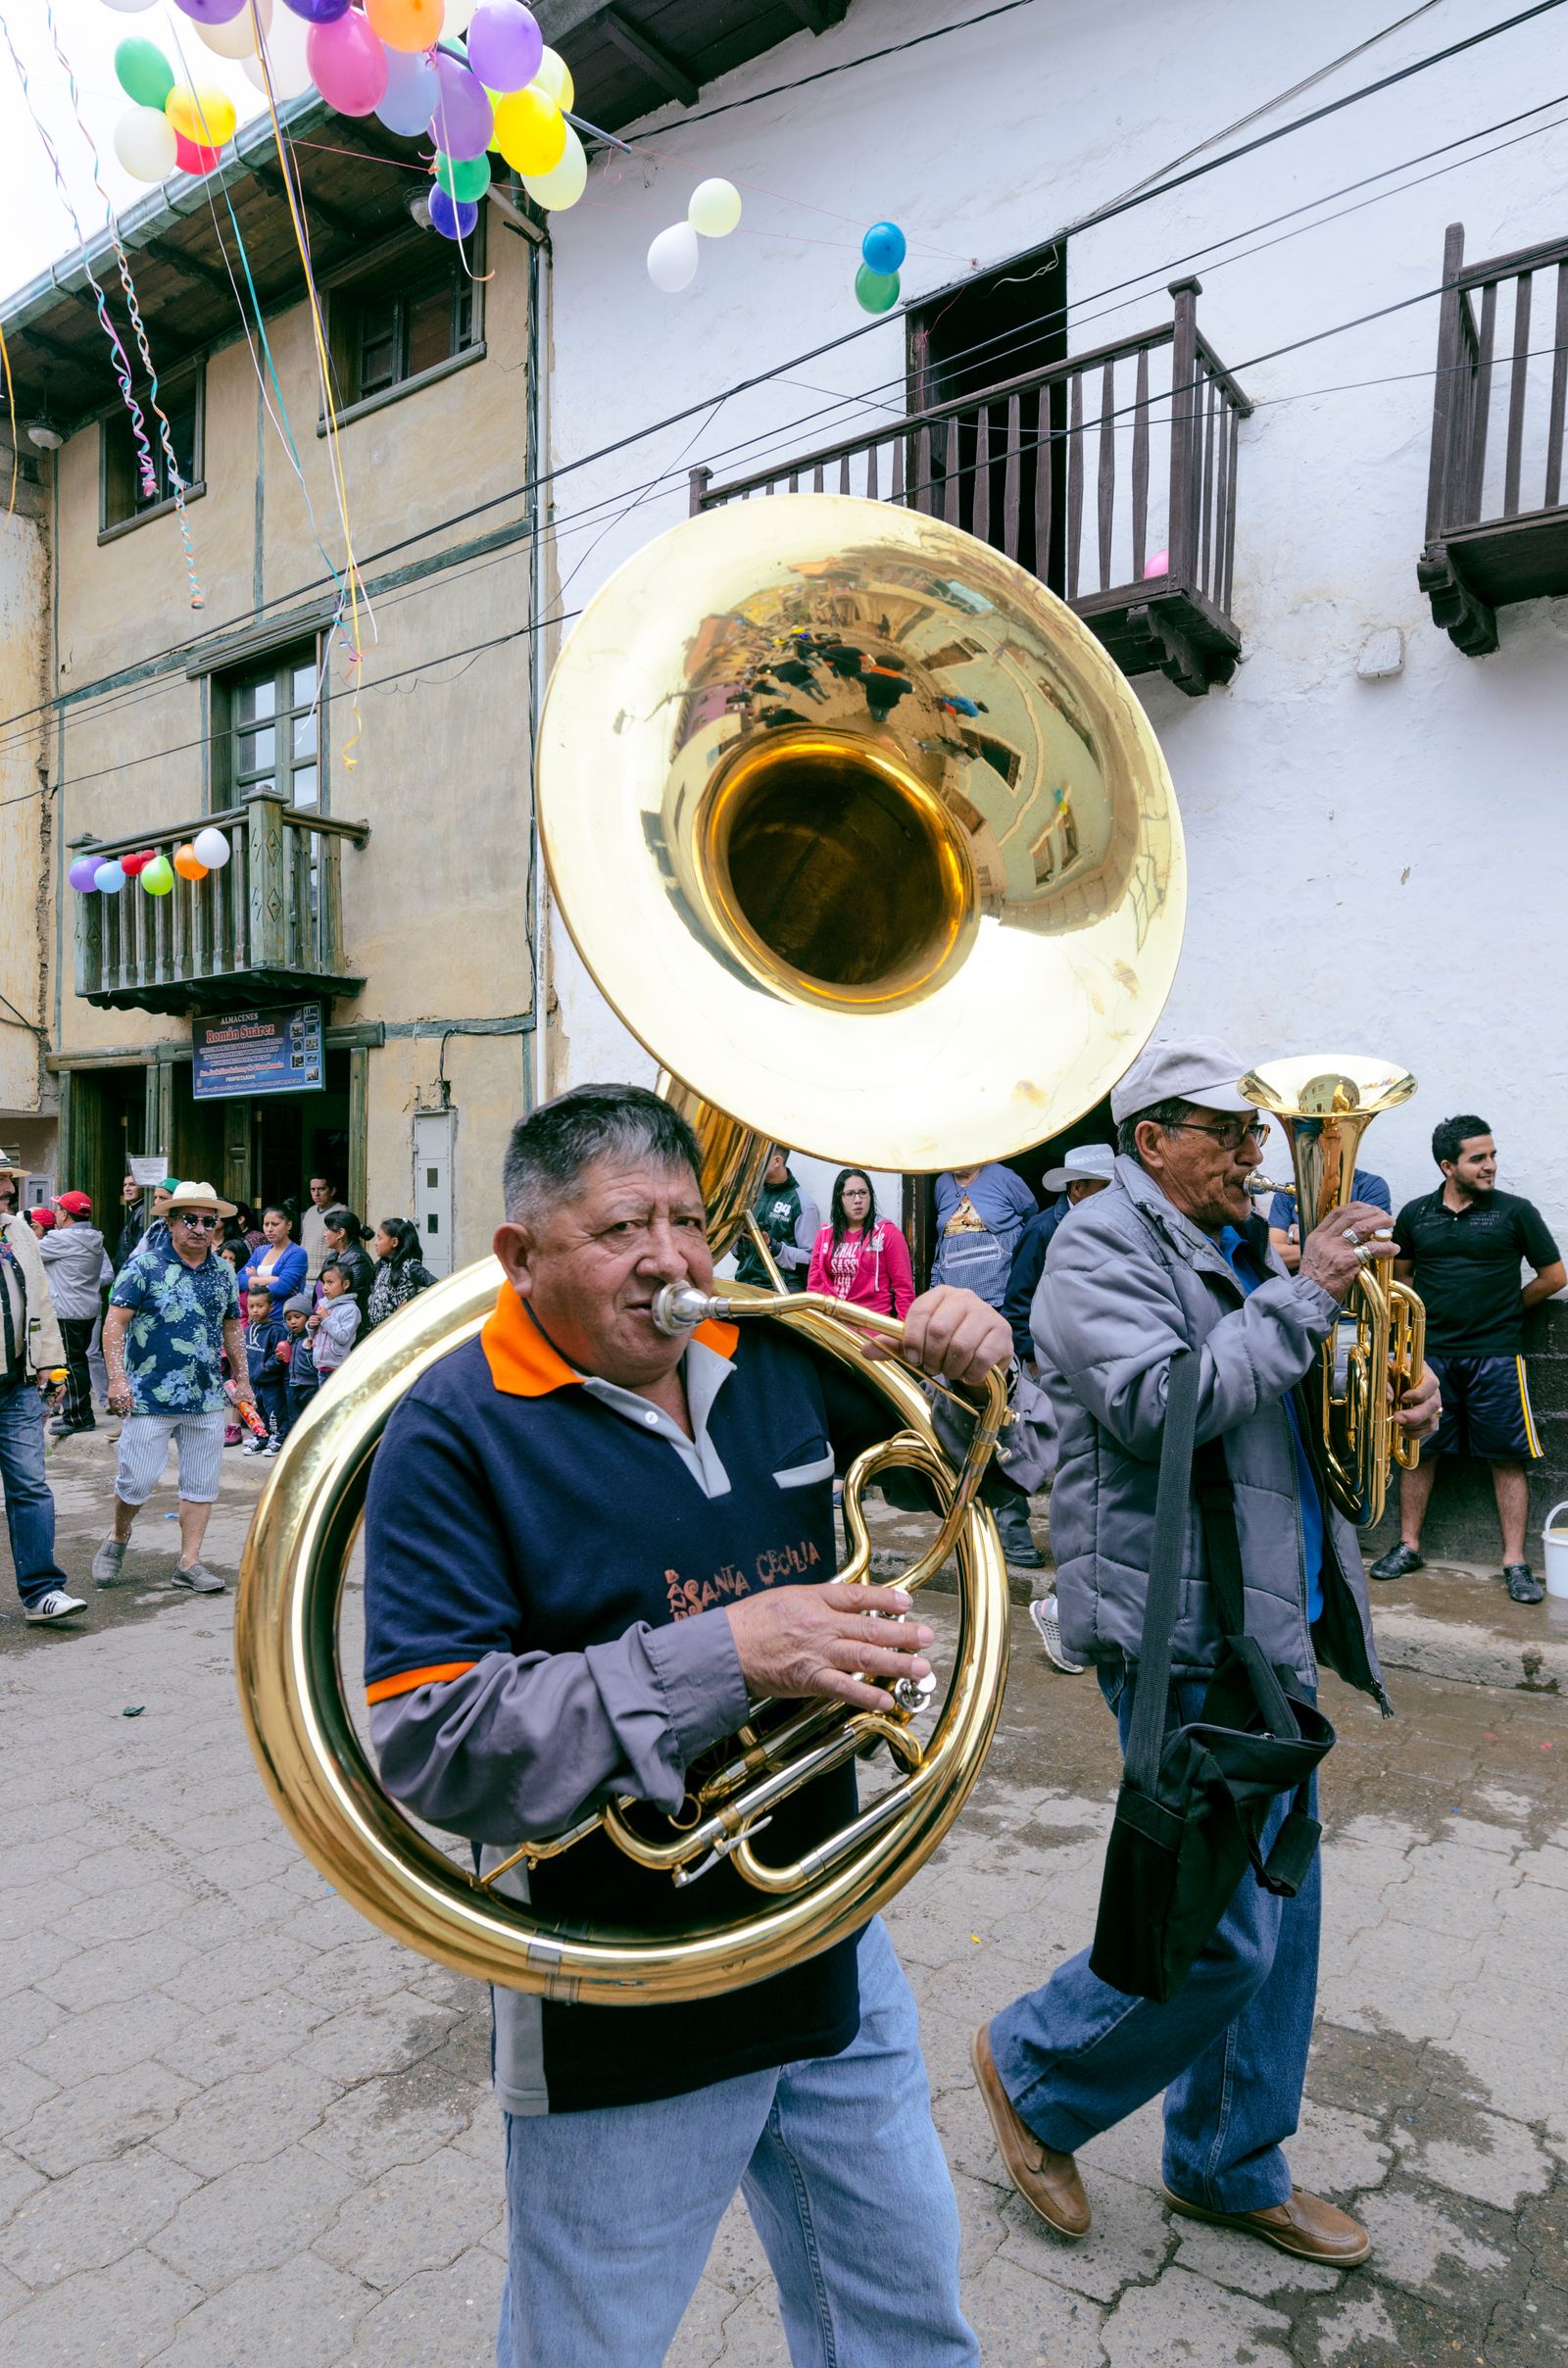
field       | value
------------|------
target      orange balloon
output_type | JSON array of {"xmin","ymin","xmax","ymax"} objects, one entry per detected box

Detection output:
[
  {"xmin": 366, "ymin": 0, "xmax": 447, "ymax": 54},
  {"xmin": 172, "ymin": 843, "xmax": 209, "ymax": 881}
]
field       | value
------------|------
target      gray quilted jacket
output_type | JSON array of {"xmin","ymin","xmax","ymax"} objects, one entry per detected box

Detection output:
[{"xmin": 1034, "ymin": 1155, "xmax": 1388, "ymax": 1707}]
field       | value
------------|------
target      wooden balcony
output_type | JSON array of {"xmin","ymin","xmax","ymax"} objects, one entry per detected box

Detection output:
[
  {"xmin": 72, "ymin": 793, "xmax": 368, "ymax": 1018},
  {"xmin": 1420, "ymin": 222, "xmax": 1568, "ymax": 654},
  {"xmin": 691, "ymin": 278, "xmax": 1250, "ymax": 696}
]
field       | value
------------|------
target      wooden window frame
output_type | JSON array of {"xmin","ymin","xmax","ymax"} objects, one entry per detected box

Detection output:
[
  {"xmin": 323, "ymin": 219, "xmax": 487, "ymax": 430},
  {"xmin": 211, "ymin": 633, "xmax": 327, "ymax": 816},
  {"xmin": 98, "ymin": 364, "xmax": 206, "ymax": 542}
]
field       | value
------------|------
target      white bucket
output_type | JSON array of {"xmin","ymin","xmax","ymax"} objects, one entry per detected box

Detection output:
[{"xmin": 1544, "ymin": 1502, "xmax": 1568, "ymax": 1600}]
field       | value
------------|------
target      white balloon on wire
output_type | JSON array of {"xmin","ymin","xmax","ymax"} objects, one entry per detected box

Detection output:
[
  {"xmin": 196, "ymin": 0, "xmax": 272, "ymax": 61},
  {"xmin": 688, "ymin": 177, "xmax": 741, "ymax": 237},
  {"xmin": 647, "ymin": 220, "xmax": 700, "ymax": 293}
]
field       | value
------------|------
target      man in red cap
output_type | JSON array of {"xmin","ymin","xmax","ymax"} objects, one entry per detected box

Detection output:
[{"xmin": 39, "ymin": 1192, "xmax": 110, "ymax": 1438}]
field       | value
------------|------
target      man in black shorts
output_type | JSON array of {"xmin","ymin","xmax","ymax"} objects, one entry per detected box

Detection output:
[{"xmin": 1373, "ymin": 1114, "xmax": 1564, "ymax": 1602}]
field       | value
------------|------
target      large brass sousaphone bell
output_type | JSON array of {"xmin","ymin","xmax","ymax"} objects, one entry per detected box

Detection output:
[{"xmin": 236, "ymin": 497, "xmax": 1187, "ymax": 2003}]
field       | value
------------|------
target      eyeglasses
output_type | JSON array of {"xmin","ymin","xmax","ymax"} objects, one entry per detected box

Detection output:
[
  {"xmin": 175, "ymin": 1212, "xmax": 220, "ymax": 1231},
  {"xmin": 1167, "ymin": 1119, "xmax": 1270, "ymax": 1153}
]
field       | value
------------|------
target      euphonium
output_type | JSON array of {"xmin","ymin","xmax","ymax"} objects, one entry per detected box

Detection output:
[
  {"xmin": 1241, "ymin": 1056, "xmax": 1426, "ymax": 1527},
  {"xmin": 236, "ymin": 496, "xmax": 1187, "ymax": 2003}
]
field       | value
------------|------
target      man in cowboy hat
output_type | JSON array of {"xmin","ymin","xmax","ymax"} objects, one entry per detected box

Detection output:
[{"xmin": 94, "ymin": 1181, "xmax": 255, "ymax": 1595}]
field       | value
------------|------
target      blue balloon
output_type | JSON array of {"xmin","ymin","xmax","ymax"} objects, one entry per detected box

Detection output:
[
  {"xmin": 375, "ymin": 46, "xmax": 440, "ymax": 139},
  {"xmin": 861, "ymin": 220, "xmax": 907, "ymax": 275},
  {"xmin": 93, "ymin": 860, "xmax": 126, "ymax": 894},
  {"xmin": 429, "ymin": 187, "xmax": 479, "ymax": 242}
]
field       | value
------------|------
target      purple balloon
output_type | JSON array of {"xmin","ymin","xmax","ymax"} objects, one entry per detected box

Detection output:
[
  {"xmin": 282, "ymin": 0, "xmax": 351, "ymax": 22},
  {"xmin": 428, "ymin": 53, "xmax": 494, "ymax": 163},
  {"xmin": 429, "ymin": 187, "xmax": 479, "ymax": 242},
  {"xmin": 68, "ymin": 856, "xmax": 102, "ymax": 893},
  {"xmin": 466, "ymin": 1, "xmax": 543, "ymax": 93},
  {"xmin": 173, "ymin": 0, "xmax": 249, "ymax": 20},
  {"xmin": 375, "ymin": 45, "xmax": 440, "ymax": 137}
]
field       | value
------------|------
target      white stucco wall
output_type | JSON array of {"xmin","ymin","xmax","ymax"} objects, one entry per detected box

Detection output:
[{"xmin": 540, "ymin": 0, "xmax": 1568, "ymax": 1231}]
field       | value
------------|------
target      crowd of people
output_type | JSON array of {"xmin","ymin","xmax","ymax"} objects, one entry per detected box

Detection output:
[{"xmin": 0, "ymin": 1161, "xmax": 440, "ymax": 1628}]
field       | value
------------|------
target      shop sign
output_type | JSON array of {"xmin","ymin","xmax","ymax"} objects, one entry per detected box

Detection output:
[{"xmin": 192, "ymin": 1004, "xmax": 325, "ymax": 1101}]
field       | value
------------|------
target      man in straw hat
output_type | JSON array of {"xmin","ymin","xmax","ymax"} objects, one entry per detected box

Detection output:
[{"xmin": 94, "ymin": 1181, "xmax": 255, "ymax": 1595}]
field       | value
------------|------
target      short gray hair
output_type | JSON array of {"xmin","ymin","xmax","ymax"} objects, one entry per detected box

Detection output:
[
  {"xmin": 502, "ymin": 1085, "xmax": 703, "ymax": 1227},
  {"xmin": 1115, "ymin": 1097, "xmax": 1194, "ymax": 1161}
]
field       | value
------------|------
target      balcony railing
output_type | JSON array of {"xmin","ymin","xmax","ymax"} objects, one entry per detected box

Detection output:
[
  {"xmin": 72, "ymin": 792, "xmax": 368, "ymax": 1017},
  {"xmin": 1421, "ymin": 221, "xmax": 1568, "ymax": 654},
  {"xmin": 691, "ymin": 277, "xmax": 1250, "ymax": 696}
]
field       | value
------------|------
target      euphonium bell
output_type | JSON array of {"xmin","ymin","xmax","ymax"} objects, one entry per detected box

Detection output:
[
  {"xmin": 237, "ymin": 496, "xmax": 1188, "ymax": 2003},
  {"xmin": 1241, "ymin": 1056, "xmax": 1427, "ymax": 1527}
]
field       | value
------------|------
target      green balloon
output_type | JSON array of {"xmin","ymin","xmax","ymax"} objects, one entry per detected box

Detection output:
[
  {"xmin": 140, "ymin": 854, "xmax": 174, "ymax": 898},
  {"xmin": 115, "ymin": 37, "xmax": 174, "ymax": 115},
  {"xmin": 855, "ymin": 263, "xmax": 901, "ymax": 316},
  {"xmin": 435, "ymin": 151, "xmax": 492, "ymax": 204}
]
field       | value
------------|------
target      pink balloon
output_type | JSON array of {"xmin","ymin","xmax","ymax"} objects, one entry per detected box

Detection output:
[
  {"xmin": 307, "ymin": 11, "xmax": 389, "ymax": 116},
  {"xmin": 428, "ymin": 53, "xmax": 494, "ymax": 162}
]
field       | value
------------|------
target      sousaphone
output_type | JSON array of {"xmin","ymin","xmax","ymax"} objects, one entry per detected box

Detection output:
[{"xmin": 236, "ymin": 497, "xmax": 1187, "ymax": 2002}]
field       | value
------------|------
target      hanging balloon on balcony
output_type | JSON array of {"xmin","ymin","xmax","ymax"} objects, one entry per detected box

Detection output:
[
  {"xmin": 173, "ymin": 843, "xmax": 211, "ymax": 880},
  {"xmin": 853, "ymin": 222, "xmax": 905, "ymax": 314},
  {"xmin": 92, "ymin": 862, "xmax": 128, "ymax": 895},
  {"xmin": 68, "ymin": 858, "xmax": 103, "ymax": 894},
  {"xmin": 192, "ymin": 826, "xmax": 233, "ymax": 869},
  {"xmin": 120, "ymin": 851, "xmax": 157, "ymax": 877},
  {"xmin": 141, "ymin": 854, "xmax": 176, "ymax": 896}
]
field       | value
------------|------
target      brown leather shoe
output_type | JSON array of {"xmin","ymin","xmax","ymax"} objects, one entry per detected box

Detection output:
[
  {"xmin": 1163, "ymin": 2184, "xmax": 1370, "ymax": 2265},
  {"xmin": 971, "ymin": 2023, "xmax": 1091, "ymax": 2239}
]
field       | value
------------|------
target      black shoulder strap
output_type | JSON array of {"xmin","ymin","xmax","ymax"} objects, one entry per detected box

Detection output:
[
  {"xmin": 1124, "ymin": 1350, "xmax": 1199, "ymax": 1796},
  {"xmin": 1193, "ymin": 1437, "xmax": 1247, "ymax": 1638}
]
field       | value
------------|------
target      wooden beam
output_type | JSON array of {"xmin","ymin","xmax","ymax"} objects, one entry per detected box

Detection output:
[
  {"xmin": 20, "ymin": 322, "xmax": 85, "ymax": 370},
  {"xmin": 248, "ymin": 156, "xmax": 363, "ymax": 245},
  {"xmin": 778, "ymin": 0, "xmax": 849, "ymax": 31},
  {"xmin": 142, "ymin": 236, "xmax": 234, "ymax": 297},
  {"xmin": 597, "ymin": 7, "xmax": 700, "ymax": 105}
]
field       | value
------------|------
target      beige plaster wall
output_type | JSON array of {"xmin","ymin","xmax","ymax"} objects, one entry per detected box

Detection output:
[
  {"xmin": 50, "ymin": 206, "xmax": 537, "ymax": 1242},
  {"xmin": 0, "ymin": 454, "xmax": 51, "ymax": 1117}
]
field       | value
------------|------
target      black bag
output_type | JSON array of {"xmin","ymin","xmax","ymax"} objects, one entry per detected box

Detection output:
[{"xmin": 1089, "ymin": 1351, "xmax": 1336, "ymax": 2004}]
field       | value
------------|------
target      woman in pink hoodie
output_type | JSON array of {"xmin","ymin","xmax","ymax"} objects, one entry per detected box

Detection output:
[{"xmin": 807, "ymin": 1169, "xmax": 914, "ymax": 1318}]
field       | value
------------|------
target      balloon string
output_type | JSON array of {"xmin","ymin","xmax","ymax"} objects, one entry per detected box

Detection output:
[
  {"xmin": 42, "ymin": 2, "xmax": 205, "ymax": 609},
  {"xmin": 0, "ymin": 10, "xmax": 160, "ymax": 508},
  {"xmin": 252, "ymin": 17, "xmax": 366, "ymax": 773},
  {"xmin": 0, "ymin": 313, "xmax": 16, "ymax": 518}
]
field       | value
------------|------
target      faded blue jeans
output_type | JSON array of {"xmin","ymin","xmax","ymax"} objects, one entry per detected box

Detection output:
[
  {"xmin": 496, "ymin": 1918, "xmax": 976, "ymax": 2368},
  {"xmin": 989, "ymin": 1667, "xmax": 1321, "ymax": 2214},
  {"xmin": 0, "ymin": 1378, "xmax": 70, "ymax": 1608}
]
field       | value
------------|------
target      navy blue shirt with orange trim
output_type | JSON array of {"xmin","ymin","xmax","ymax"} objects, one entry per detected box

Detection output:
[{"xmin": 363, "ymin": 1285, "xmax": 880, "ymax": 2115}]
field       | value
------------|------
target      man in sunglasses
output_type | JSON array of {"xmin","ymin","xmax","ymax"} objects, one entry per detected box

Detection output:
[
  {"xmin": 971, "ymin": 1035, "xmax": 1440, "ymax": 2272},
  {"xmin": 95, "ymin": 1181, "xmax": 255, "ymax": 1595}
]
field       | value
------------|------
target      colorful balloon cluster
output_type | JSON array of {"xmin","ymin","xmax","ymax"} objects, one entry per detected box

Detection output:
[
  {"xmin": 103, "ymin": 1, "xmax": 589, "ymax": 222},
  {"xmin": 854, "ymin": 220, "xmax": 906, "ymax": 314},
  {"xmin": 646, "ymin": 178, "xmax": 742, "ymax": 293},
  {"xmin": 70, "ymin": 829, "xmax": 232, "ymax": 895}
]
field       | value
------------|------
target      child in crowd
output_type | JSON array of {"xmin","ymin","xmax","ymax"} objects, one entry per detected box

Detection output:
[
  {"xmin": 281, "ymin": 1292, "xmax": 319, "ymax": 1432},
  {"xmin": 218, "ymin": 1241, "xmax": 248, "ymax": 1444},
  {"xmin": 243, "ymin": 1282, "xmax": 289, "ymax": 1455},
  {"xmin": 308, "ymin": 1256, "xmax": 362, "ymax": 1388}
]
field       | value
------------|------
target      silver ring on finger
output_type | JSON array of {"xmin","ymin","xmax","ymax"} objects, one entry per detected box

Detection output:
[
  {"xmin": 1342, "ymin": 1226, "xmax": 1361, "ymax": 1246},
  {"xmin": 1353, "ymin": 1244, "xmax": 1372, "ymax": 1268}
]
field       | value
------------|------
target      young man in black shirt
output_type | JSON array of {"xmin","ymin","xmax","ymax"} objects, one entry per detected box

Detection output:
[{"xmin": 1374, "ymin": 1114, "xmax": 1564, "ymax": 1602}]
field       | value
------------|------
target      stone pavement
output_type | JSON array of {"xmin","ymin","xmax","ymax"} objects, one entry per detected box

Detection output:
[{"xmin": 0, "ymin": 1427, "xmax": 1564, "ymax": 2365}]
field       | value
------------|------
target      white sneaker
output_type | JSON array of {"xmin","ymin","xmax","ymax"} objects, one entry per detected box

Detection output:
[
  {"xmin": 24, "ymin": 1589, "xmax": 86, "ymax": 1624},
  {"xmin": 1028, "ymin": 1594, "xmax": 1085, "ymax": 1674}
]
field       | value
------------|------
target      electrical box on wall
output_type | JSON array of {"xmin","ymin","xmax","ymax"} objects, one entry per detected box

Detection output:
[{"xmin": 413, "ymin": 1110, "xmax": 457, "ymax": 1278}]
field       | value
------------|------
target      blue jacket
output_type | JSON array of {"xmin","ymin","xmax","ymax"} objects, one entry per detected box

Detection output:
[
  {"xmin": 240, "ymin": 1241, "xmax": 308, "ymax": 1303},
  {"xmin": 1003, "ymin": 1202, "xmax": 1070, "ymax": 1359},
  {"xmin": 244, "ymin": 1312, "xmax": 288, "ymax": 1392}
]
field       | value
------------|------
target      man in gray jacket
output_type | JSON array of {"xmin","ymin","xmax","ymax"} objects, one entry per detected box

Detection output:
[
  {"xmin": 971, "ymin": 1036, "xmax": 1440, "ymax": 2271},
  {"xmin": 0, "ymin": 1185, "xmax": 85, "ymax": 1623},
  {"xmin": 39, "ymin": 1192, "xmax": 110, "ymax": 1437}
]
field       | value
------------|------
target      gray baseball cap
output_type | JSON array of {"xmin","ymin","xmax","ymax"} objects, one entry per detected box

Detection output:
[
  {"xmin": 1043, "ymin": 1142, "xmax": 1117, "ymax": 1192},
  {"xmin": 1110, "ymin": 1034, "xmax": 1253, "ymax": 1124}
]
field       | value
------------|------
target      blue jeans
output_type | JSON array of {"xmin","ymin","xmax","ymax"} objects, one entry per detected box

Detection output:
[
  {"xmin": 496, "ymin": 1918, "xmax": 975, "ymax": 2368},
  {"xmin": 989, "ymin": 1668, "xmax": 1320, "ymax": 2214},
  {"xmin": 0, "ymin": 1378, "xmax": 70, "ymax": 1608}
]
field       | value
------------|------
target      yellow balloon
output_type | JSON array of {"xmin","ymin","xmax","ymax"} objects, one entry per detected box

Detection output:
[
  {"xmin": 531, "ymin": 48, "xmax": 574, "ymax": 111},
  {"xmin": 494, "ymin": 86, "xmax": 566, "ymax": 177},
  {"xmin": 522, "ymin": 123, "xmax": 586, "ymax": 212},
  {"xmin": 365, "ymin": 0, "xmax": 446, "ymax": 54},
  {"xmin": 166, "ymin": 85, "xmax": 237, "ymax": 148}
]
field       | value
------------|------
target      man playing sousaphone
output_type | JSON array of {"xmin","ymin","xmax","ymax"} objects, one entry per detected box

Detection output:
[{"xmin": 361, "ymin": 1084, "xmax": 1031, "ymax": 2368}]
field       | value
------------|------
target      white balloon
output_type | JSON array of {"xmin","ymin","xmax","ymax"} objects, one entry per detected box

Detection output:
[
  {"xmin": 191, "ymin": 827, "xmax": 232, "ymax": 870},
  {"xmin": 101, "ymin": 0, "xmax": 159, "ymax": 13},
  {"xmin": 196, "ymin": 0, "xmax": 271, "ymax": 62},
  {"xmin": 521, "ymin": 123, "xmax": 586, "ymax": 212},
  {"xmin": 114, "ymin": 105, "xmax": 177, "ymax": 185},
  {"xmin": 244, "ymin": 5, "xmax": 311, "ymax": 101},
  {"xmin": 647, "ymin": 220, "xmax": 699, "ymax": 294},
  {"xmin": 444, "ymin": 0, "xmax": 480, "ymax": 30},
  {"xmin": 688, "ymin": 177, "xmax": 741, "ymax": 238}
]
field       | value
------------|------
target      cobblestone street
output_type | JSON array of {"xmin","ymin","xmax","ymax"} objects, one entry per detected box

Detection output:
[{"xmin": 1, "ymin": 1432, "xmax": 1565, "ymax": 2365}]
